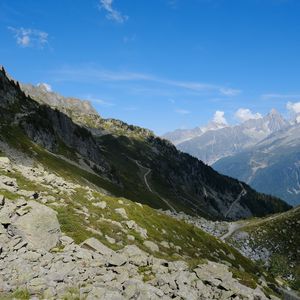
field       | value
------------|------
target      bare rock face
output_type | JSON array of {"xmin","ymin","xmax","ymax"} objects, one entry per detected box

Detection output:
[{"xmin": 10, "ymin": 200, "xmax": 61, "ymax": 251}]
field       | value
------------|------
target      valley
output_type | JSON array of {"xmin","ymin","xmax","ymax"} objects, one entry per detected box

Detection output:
[{"xmin": 0, "ymin": 67, "xmax": 298, "ymax": 299}]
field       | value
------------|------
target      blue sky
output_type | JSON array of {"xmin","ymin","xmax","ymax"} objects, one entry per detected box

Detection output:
[{"xmin": 1, "ymin": 0, "xmax": 300, "ymax": 134}]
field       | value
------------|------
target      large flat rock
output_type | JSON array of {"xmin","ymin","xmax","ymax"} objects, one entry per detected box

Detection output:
[{"xmin": 10, "ymin": 201, "xmax": 61, "ymax": 251}]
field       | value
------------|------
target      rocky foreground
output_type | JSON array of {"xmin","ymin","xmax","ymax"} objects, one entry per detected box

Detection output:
[{"xmin": 0, "ymin": 196, "xmax": 276, "ymax": 300}]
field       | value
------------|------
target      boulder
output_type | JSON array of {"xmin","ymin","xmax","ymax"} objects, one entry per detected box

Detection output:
[
  {"xmin": 92, "ymin": 201, "xmax": 107, "ymax": 209},
  {"xmin": 10, "ymin": 201, "xmax": 61, "ymax": 251},
  {"xmin": 81, "ymin": 237, "xmax": 113, "ymax": 256},
  {"xmin": 115, "ymin": 208, "xmax": 128, "ymax": 219},
  {"xmin": 143, "ymin": 240, "xmax": 159, "ymax": 252},
  {"xmin": 107, "ymin": 253, "xmax": 127, "ymax": 266}
]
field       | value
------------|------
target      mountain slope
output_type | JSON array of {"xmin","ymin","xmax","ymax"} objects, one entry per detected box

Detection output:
[
  {"xmin": 226, "ymin": 206, "xmax": 300, "ymax": 292},
  {"xmin": 0, "ymin": 67, "xmax": 286, "ymax": 299},
  {"xmin": 162, "ymin": 127, "xmax": 203, "ymax": 145},
  {"xmin": 213, "ymin": 124, "xmax": 300, "ymax": 206},
  {"xmin": 164, "ymin": 110, "xmax": 289, "ymax": 165},
  {"xmin": 0, "ymin": 67, "xmax": 291, "ymax": 220}
]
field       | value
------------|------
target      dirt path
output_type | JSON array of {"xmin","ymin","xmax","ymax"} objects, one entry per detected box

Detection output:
[
  {"xmin": 220, "ymin": 222, "xmax": 245, "ymax": 241},
  {"xmin": 134, "ymin": 160, "xmax": 153, "ymax": 193},
  {"xmin": 134, "ymin": 160, "xmax": 177, "ymax": 212}
]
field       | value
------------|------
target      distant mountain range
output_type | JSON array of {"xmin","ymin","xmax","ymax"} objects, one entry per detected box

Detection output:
[
  {"xmin": 213, "ymin": 122, "xmax": 300, "ymax": 206},
  {"xmin": 163, "ymin": 110, "xmax": 300, "ymax": 206},
  {"xmin": 163, "ymin": 109, "xmax": 289, "ymax": 165}
]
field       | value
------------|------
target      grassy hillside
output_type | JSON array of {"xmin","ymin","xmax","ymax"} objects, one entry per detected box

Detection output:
[
  {"xmin": 227, "ymin": 207, "xmax": 300, "ymax": 291},
  {"xmin": 0, "ymin": 142, "xmax": 282, "ymax": 297}
]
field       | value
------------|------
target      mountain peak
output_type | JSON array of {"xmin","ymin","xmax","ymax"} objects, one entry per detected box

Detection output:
[
  {"xmin": 20, "ymin": 83, "xmax": 98, "ymax": 116},
  {"xmin": 202, "ymin": 121, "xmax": 228, "ymax": 133},
  {"xmin": 268, "ymin": 108, "xmax": 280, "ymax": 116}
]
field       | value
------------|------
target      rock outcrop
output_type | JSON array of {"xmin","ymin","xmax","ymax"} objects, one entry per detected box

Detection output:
[{"xmin": 10, "ymin": 200, "xmax": 61, "ymax": 251}]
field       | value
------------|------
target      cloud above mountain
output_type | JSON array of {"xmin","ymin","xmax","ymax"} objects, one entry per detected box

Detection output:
[
  {"xmin": 213, "ymin": 111, "xmax": 227, "ymax": 124},
  {"xmin": 235, "ymin": 108, "xmax": 262, "ymax": 122},
  {"xmin": 286, "ymin": 101, "xmax": 300, "ymax": 114},
  {"xmin": 37, "ymin": 83, "xmax": 52, "ymax": 92}
]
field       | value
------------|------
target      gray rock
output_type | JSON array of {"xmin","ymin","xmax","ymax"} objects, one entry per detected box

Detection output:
[
  {"xmin": 144, "ymin": 240, "xmax": 159, "ymax": 252},
  {"xmin": 81, "ymin": 237, "xmax": 113, "ymax": 256},
  {"xmin": 13, "ymin": 240, "xmax": 28, "ymax": 250},
  {"xmin": 92, "ymin": 201, "xmax": 107, "ymax": 209},
  {"xmin": 60, "ymin": 235, "xmax": 74, "ymax": 246},
  {"xmin": 105, "ymin": 235, "xmax": 116, "ymax": 244},
  {"xmin": 10, "ymin": 201, "xmax": 61, "ymax": 251},
  {"xmin": 115, "ymin": 208, "xmax": 128, "ymax": 219},
  {"xmin": 87, "ymin": 287, "xmax": 125, "ymax": 300},
  {"xmin": 107, "ymin": 253, "xmax": 127, "ymax": 267},
  {"xmin": 0, "ymin": 224, "xmax": 5, "ymax": 234},
  {"xmin": 16, "ymin": 198, "xmax": 27, "ymax": 207},
  {"xmin": 120, "ymin": 245, "xmax": 148, "ymax": 266},
  {"xmin": 0, "ymin": 215, "xmax": 11, "ymax": 226}
]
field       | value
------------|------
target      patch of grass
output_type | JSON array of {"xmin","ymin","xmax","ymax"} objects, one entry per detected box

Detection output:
[
  {"xmin": 138, "ymin": 266, "xmax": 155, "ymax": 282},
  {"xmin": 61, "ymin": 287, "xmax": 82, "ymax": 300},
  {"xmin": 0, "ymin": 189, "xmax": 20, "ymax": 200},
  {"xmin": 230, "ymin": 268, "xmax": 257, "ymax": 289},
  {"xmin": 55, "ymin": 205, "xmax": 93, "ymax": 244},
  {"xmin": 0, "ymin": 289, "xmax": 30, "ymax": 300}
]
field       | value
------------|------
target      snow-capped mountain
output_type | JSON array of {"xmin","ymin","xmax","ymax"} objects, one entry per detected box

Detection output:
[
  {"xmin": 213, "ymin": 122, "xmax": 300, "ymax": 206},
  {"xmin": 163, "ymin": 109, "xmax": 289, "ymax": 165}
]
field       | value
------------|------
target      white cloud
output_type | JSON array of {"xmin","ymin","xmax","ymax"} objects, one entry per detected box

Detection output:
[
  {"xmin": 213, "ymin": 111, "xmax": 227, "ymax": 124},
  {"xmin": 53, "ymin": 66, "xmax": 240, "ymax": 96},
  {"xmin": 99, "ymin": 0, "xmax": 128, "ymax": 23},
  {"xmin": 175, "ymin": 109, "xmax": 190, "ymax": 115},
  {"xmin": 235, "ymin": 108, "xmax": 262, "ymax": 122},
  {"xmin": 287, "ymin": 101, "xmax": 300, "ymax": 114},
  {"xmin": 262, "ymin": 93, "xmax": 300, "ymax": 100},
  {"xmin": 219, "ymin": 88, "xmax": 241, "ymax": 96},
  {"xmin": 8, "ymin": 27, "xmax": 48, "ymax": 48},
  {"xmin": 84, "ymin": 95, "xmax": 115, "ymax": 107},
  {"xmin": 37, "ymin": 83, "xmax": 52, "ymax": 92}
]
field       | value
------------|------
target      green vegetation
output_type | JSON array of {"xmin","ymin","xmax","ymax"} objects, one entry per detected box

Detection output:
[
  {"xmin": 0, "ymin": 289, "xmax": 30, "ymax": 300},
  {"xmin": 229, "ymin": 207, "xmax": 300, "ymax": 291}
]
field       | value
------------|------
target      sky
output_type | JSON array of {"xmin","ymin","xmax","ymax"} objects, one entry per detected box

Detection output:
[{"xmin": 1, "ymin": 0, "xmax": 300, "ymax": 134}]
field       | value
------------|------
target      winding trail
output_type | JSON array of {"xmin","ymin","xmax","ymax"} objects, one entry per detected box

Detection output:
[
  {"xmin": 134, "ymin": 160, "xmax": 153, "ymax": 193},
  {"xmin": 220, "ymin": 222, "xmax": 245, "ymax": 241},
  {"xmin": 220, "ymin": 205, "xmax": 300, "ymax": 241},
  {"xmin": 224, "ymin": 183, "xmax": 247, "ymax": 218},
  {"xmin": 133, "ymin": 159, "xmax": 177, "ymax": 212}
]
